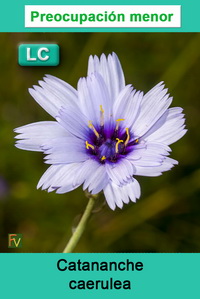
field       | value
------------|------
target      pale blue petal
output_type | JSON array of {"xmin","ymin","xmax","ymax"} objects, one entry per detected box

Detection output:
[
  {"xmin": 134, "ymin": 156, "xmax": 178, "ymax": 177},
  {"xmin": 55, "ymin": 159, "xmax": 107, "ymax": 194},
  {"xmin": 85, "ymin": 164, "xmax": 108, "ymax": 194},
  {"xmin": 29, "ymin": 76, "xmax": 78, "ymax": 118},
  {"xmin": 91, "ymin": 174, "xmax": 108, "ymax": 195},
  {"xmin": 44, "ymin": 74, "xmax": 78, "ymax": 101},
  {"xmin": 122, "ymin": 90, "xmax": 143, "ymax": 129},
  {"xmin": 38, "ymin": 78, "xmax": 78, "ymax": 111},
  {"xmin": 121, "ymin": 178, "xmax": 141, "ymax": 204},
  {"xmin": 77, "ymin": 73, "xmax": 111, "ymax": 125},
  {"xmin": 133, "ymin": 82, "xmax": 172, "ymax": 136},
  {"xmin": 103, "ymin": 178, "xmax": 141, "ymax": 210},
  {"xmin": 128, "ymin": 142, "xmax": 172, "ymax": 170},
  {"xmin": 37, "ymin": 164, "xmax": 63, "ymax": 190},
  {"xmin": 105, "ymin": 159, "xmax": 135, "ymax": 186},
  {"xmin": 44, "ymin": 151, "xmax": 88, "ymax": 164},
  {"xmin": 102, "ymin": 182, "xmax": 116, "ymax": 210},
  {"xmin": 87, "ymin": 52, "xmax": 125, "ymax": 102},
  {"xmin": 82, "ymin": 159, "xmax": 108, "ymax": 193},
  {"xmin": 56, "ymin": 106, "xmax": 89, "ymax": 140},
  {"xmin": 42, "ymin": 136, "xmax": 84, "ymax": 152},
  {"xmin": 42, "ymin": 136, "xmax": 87, "ymax": 164},
  {"xmin": 14, "ymin": 121, "xmax": 68, "ymax": 152},
  {"xmin": 113, "ymin": 86, "xmax": 143, "ymax": 129},
  {"xmin": 55, "ymin": 162, "xmax": 86, "ymax": 193},
  {"xmin": 143, "ymin": 107, "xmax": 186, "ymax": 145},
  {"xmin": 37, "ymin": 163, "xmax": 81, "ymax": 191}
]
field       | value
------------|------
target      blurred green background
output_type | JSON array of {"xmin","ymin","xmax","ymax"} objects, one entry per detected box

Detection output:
[{"xmin": 0, "ymin": 33, "xmax": 199, "ymax": 253}]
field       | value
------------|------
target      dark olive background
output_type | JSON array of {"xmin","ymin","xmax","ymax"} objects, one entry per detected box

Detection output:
[{"xmin": 0, "ymin": 33, "xmax": 199, "ymax": 253}]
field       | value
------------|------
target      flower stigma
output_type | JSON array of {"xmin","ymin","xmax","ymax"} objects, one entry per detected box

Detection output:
[
  {"xmin": 115, "ymin": 138, "xmax": 124, "ymax": 153},
  {"xmin": 85, "ymin": 141, "xmax": 95, "ymax": 150},
  {"xmin": 88, "ymin": 121, "xmax": 100, "ymax": 138},
  {"xmin": 101, "ymin": 156, "xmax": 106, "ymax": 161},
  {"xmin": 125, "ymin": 128, "xmax": 130, "ymax": 146},
  {"xmin": 100, "ymin": 105, "xmax": 104, "ymax": 127},
  {"xmin": 115, "ymin": 118, "xmax": 125, "ymax": 131}
]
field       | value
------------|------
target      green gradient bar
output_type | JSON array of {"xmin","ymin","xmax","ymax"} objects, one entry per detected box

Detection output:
[
  {"xmin": 1, "ymin": 253, "xmax": 199, "ymax": 298},
  {"xmin": 0, "ymin": 0, "xmax": 199, "ymax": 32}
]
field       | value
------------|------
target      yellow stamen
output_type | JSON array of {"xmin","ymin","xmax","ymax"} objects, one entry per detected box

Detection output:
[
  {"xmin": 100, "ymin": 105, "xmax": 104, "ymax": 127},
  {"xmin": 135, "ymin": 138, "xmax": 139, "ymax": 144},
  {"xmin": 86, "ymin": 141, "xmax": 94, "ymax": 150},
  {"xmin": 100, "ymin": 105, "xmax": 104, "ymax": 113},
  {"xmin": 115, "ymin": 118, "xmax": 125, "ymax": 131},
  {"xmin": 88, "ymin": 121, "xmax": 100, "ymax": 138},
  {"xmin": 101, "ymin": 156, "xmax": 106, "ymax": 161},
  {"xmin": 124, "ymin": 128, "xmax": 130, "ymax": 146},
  {"xmin": 115, "ymin": 138, "xmax": 123, "ymax": 153}
]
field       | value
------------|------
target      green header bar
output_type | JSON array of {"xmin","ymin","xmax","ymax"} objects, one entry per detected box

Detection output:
[{"xmin": 0, "ymin": 0, "xmax": 200, "ymax": 32}]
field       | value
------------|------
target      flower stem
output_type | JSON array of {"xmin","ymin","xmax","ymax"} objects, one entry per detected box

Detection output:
[{"xmin": 63, "ymin": 193, "xmax": 97, "ymax": 253}]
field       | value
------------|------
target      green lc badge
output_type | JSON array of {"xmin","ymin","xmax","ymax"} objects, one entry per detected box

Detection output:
[{"xmin": 18, "ymin": 44, "xmax": 60, "ymax": 66}]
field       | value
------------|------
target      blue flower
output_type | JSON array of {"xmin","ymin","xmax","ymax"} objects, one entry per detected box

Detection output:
[{"xmin": 15, "ymin": 53, "xmax": 187, "ymax": 210}]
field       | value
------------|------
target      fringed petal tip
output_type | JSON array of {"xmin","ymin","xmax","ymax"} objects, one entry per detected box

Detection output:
[{"xmin": 103, "ymin": 178, "xmax": 141, "ymax": 210}]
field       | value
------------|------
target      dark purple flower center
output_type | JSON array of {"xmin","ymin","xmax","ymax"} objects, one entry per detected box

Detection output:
[{"xmin": 85, "ymin": 116, "xmax": 138, "ymax": 164}]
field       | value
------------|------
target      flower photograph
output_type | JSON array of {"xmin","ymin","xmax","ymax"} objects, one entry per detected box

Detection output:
[{"xmin": 0, "ymin": 33, "xmax": 199, "ymax": 252}]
